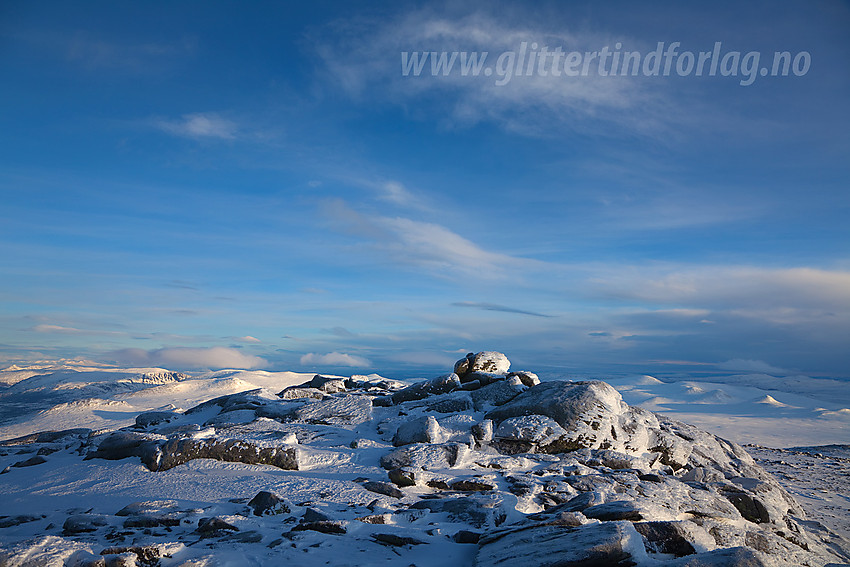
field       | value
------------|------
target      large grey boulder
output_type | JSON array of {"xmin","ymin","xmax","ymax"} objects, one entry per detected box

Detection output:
[{"xmin": 484, "ymin": 380, "xmax": 652, "ymax": 455}]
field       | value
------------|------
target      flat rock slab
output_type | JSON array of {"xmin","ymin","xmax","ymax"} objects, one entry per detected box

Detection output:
[{"xmin": 476, "ymin": 521, "xmax": 640, "ymax": 567}]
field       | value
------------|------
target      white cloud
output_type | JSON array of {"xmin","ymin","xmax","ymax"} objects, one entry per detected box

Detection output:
[
  {"xmin": 315, "ymin": 9, "xmax": 669, "ymax": 136},
  {"xmin": 234, "ymin": 335, "xmax": 261, "ymax": 343},
  {"xmin": 32, "ymin": 324, "xmax": 123, "ymax": 337},
  {"xmin": 592, "ymin": 266, "xmax": 850, "ymax": 311},
  {"xmin": 156, "ymin": 113, "xmax": 238, "ymax": 140},
  {"xmin": 323, "ymin": 199, "xmax": 528, "ymax": 278},
  {"xmin": 111, "ymin": 347, "xmax": 266, "ymax": 369},
  {"xmin": 379, "ymin": 181, "xmax": 418, "ymax": 206},
  {"xmin": 300, "ymin": 352, "xmax": 372, "ymax": 367},
  {"xmin": 33, "ymin": 324, "xmax": 84, "ymax": 334}
]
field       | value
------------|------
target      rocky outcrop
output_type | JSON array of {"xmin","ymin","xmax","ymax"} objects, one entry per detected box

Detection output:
[{"xmin": 11, "ymin": 351, "xmax": 845, "ymax": 567}]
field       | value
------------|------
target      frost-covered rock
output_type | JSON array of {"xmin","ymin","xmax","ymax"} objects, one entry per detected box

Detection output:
[
  {"xmin": 247, "ymin": 490, "xmax": 290, "ymax": 516},
  {"xmin": 494, "ymin": 415, "xmax": 567, "ymax": 446},
  {"xmin": 292, "ymin": 394, "xmax": 372, "ymax": 428},
  {"xmin": 392, "ymin": 415, "xmax": 443, "ymax": 446},
  {"xmin": 470, "ymin": 376, "xmax": 527, "ymax": 410},
  {"xmin": 390, "ymin": 373, "xmax": 462, "ymax": 404},
  {"xmin": 380, "ymin": 442, "xmax": 470, "ymax": 470},
  {"xmin": 476, "ymin": 521, "xmax": 641, "ymax": 567},
  {"xmin": 299, "ymin": 374, "xmax": 348, "ymax": 393},
  {"xmin": 454, "ymin": 352, "xmax": 511, "ymax": 380},
  {"xmin": 133, "ymin": 410, "xmax": 180, "ymax": 429},
  {"xmin": 508, "ymin": 370, "xmax": 541, "ymax": 387},
  {"xmin": 277, "ymin": 387, "xmax": 324, "ymax": 400}
]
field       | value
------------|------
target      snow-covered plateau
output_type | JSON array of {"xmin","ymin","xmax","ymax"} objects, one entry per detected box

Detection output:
[{"xmin": 0, "ymin": 352, "xmax": 847, "ymax": 566}]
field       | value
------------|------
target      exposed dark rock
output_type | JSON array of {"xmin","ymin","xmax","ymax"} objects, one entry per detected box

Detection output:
[
  {"xmin": 196, "ymin": 517, "xmax": 239, "ymax": 537},
  {"xmin": 549, "ymin": 491, "xmax": 606, "ymax": 513},
  {"xmin": 472, "ymin": 419, "xmax": 494, "ymax": 443},
  {"xmin": 453, "ymin": 530, "xmax": 481, "ymax": 544},
  {"xmin": 371, "ymin": 533, "xmax": 427, "ymax": 546},
  {"xmin": 122, "ymin": 516, "xmax": 179, "ymax": 528},
  {"xmin": 362, "ymin": 480, "xmax": 405, "ymax": 499},
  {"xmin": 665, "ymin": 546, "xmax": 769, "ymax": 566},
  {"xmin": 453, "ymin": 353, "xmax": 475, "ymax": 378},
  {"xmin": 99, "ymin": 545, "xmax": 162, "ymax": 566},
  {"xmin": 387, "ymin": 467, "xmax": 417, "ymax": 487},
  {"xmin": 464, "ymin": 372, "xmax": 507, "ymax": 386},
  {"xmin": 154, "ymin": 437, "xmax": 297, "ymax": 471},
  {"xmin": 291, "ymin": 521, "xmax": 346, "ymax": 535},
  {"xmin": 225, "ymin": 530, "xmax": 263, "ymax": 543},
  {"xmin": 583, "ymin": 501, "xmax": 643, "ymax": 521},
  {"xmin": 84, "ymin": 432, "xmax": 162, "ymax": 470},
  {"xmin": 134, "ymin": 411, "xmax": 179, "ymax": 429},
  {"xmin": 63, "ymin": 514, "xmax": 108, "ymax": 535},
  {"xmin": 449, "ymin": 478, "xmax": 495, "ymax": 492},
  {"xmin": 723, "ymin": 490, "xmax": 771, "ymax": 524},
  {"xmin": 638, "ymin": 473, "xmax": 664, "ymax": 483},
  {"xmin": 0, "ymin": 515, "xmax": 41, "ymax": 528},
  {"xmin": 0, "ymin": 428, "xmax": 91, "ymax": 446},
  {"xmin": 248, "ymin": 490, "xmax": 290, "ymax": 516},
  {"xmin": 11, "ymin": 455, "xmax": 47, "ymax": 468},
  {"xmin": 302, "ymin": 508, "xmax": 332, "ymax": 523}
]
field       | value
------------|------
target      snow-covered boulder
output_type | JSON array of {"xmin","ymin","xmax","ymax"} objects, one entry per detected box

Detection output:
[
  {"xmin": 392, "ymin": 415, "xmax": 443, "ymax": 446},
  {"xmin": 390, "ymin": 373, "xmax": 462, "ymax": 404},
  {"xmin": 454, "ymin": 351, "xmax": 511, "ymax": 380}
]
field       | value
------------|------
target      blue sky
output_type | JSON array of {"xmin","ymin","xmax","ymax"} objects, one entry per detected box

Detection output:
[{"xmin": 1, "ymin": 1, "xmax": 849, "ymax": 377}]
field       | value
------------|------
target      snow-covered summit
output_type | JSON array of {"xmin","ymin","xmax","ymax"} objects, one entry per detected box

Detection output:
[{"xmin": 0, "ymin": 353, "xmax": 847, "ymax": 566}]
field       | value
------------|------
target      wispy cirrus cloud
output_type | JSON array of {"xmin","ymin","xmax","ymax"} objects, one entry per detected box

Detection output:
[
  {"xmin": 155, "ymin": 113, "xmax": 238, "ymax": 140},
  {"xmin": 31, "ymin": 324, "xmax": 123, "ymax": 337},
  {"xmin": 7, "ymin": 29, "xmax": 197, "ymax": 72},
  {"xmin": 322, "ymin": 199, "xmax": 530, "ymax": 279},
  {"xmin": 452, "ymin": 301, "xmax": 553, "ymax": 318},
  {"xmin": 314, "ymin": 8, "xmax": 670, "ymax": 136}
]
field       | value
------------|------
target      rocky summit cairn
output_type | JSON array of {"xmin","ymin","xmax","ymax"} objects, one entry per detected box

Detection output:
[{"xmin": 5, "ymin": 352, "xmax": 848, "ymax": 566}]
